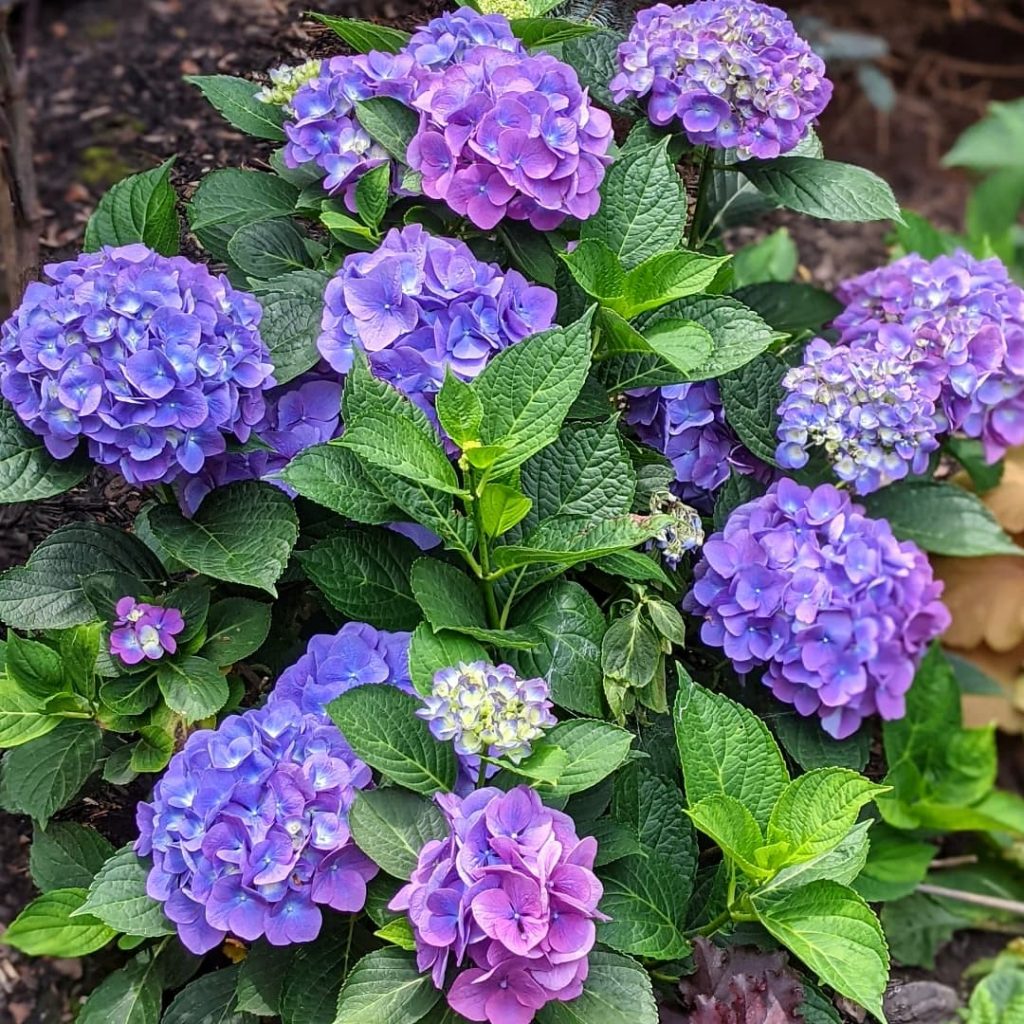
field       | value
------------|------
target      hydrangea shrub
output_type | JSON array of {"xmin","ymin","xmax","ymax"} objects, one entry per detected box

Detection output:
[{"xmin": 1, "ymin": 5, "xmax": 1022, "ymax": 1024}]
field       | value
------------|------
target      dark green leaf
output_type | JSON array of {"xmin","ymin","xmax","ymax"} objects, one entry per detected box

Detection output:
[
  {"xmin": 30, "ymin": 822, "xmax": 115, "ymax": 893},
  {"xmin": 156, "ymin": 656, "xmax": 229, "ymax": 723},
  {"xmin": 0, "ymin": 400, "xmax": 90, "ymax": 505},
  {"xmin": 185, "ymin": 75, "xmax": 286, "ymax": 141},
  {"xmin": 249, "ymin": 270, "xmax": 330, "ymax": 384},
  {"xmin": 732, "ymin": 282, "xmax": 843, "ymax": 335},
  {"xmin": 83, "ymin": 159, "xmax": 180, "ymax": 255},
  {"xmin": 309, "ymin": 13, "xmax": 410, "ymax": 53},
  {"xmin": 163, "ymin": 966, "xmax": 254, "ymax": 1024},
  {"xmin": 354, "ymin": 98, "xmax": 419, "ymax": 163},
  {"xmin": 407, "ymin": 624, "xmax": 487, "ymax": 696},
  {"xmin": 77, "ymin": 845, "xmax": 173, "ymax": 938},
  {"xmin": 349, "ymin": 788, "xmax": 446, "ymax": 880},
  {"xmin": 200, "ymin": 598, "xmax": 272, "ymax": 666},
  {"xmin": 228, "ymin": 219, "xmax": 313, "ymax": 279}
]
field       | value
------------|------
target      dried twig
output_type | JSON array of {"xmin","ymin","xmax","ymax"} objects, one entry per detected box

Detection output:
[{"xmin": 918, "ymin": 883, "xmax": 1024, "ymax": 918}]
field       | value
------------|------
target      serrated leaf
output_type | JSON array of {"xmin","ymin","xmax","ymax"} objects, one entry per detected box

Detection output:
[
  {"xmin": 0, "ymin": 399, "xmax": 90, "ymax": 505},
  {"xmin": 76, "ymin": 845, "xmax": 172, "ymax": 938},
  {"xmin": 282, "ymin": 919, "xmax": 372, "ymax": 1024},
  {"xmin": 200, "ymin": 598, "xmax": 271, "ymax": 667},
  {"xmin": 334, "ymin": 947, "xmax": 440, "ymax": 1024},
  {"xmin": 435, "ymin": 369, "xmax": 483, "ymax": 447},
  {"xmin": 156, "ymin": 656, "xmax": 228, "ymax": 723},
  {"xmin": 880, "ymin": 892, "xmax": 971, "ymax": 969},
  {"xmin": 83, "ymin": 158, "xmax": 180, "ymax": 255},
  {"xmin": 283, "ymin": 443, "xmax": 401, "ymax": 524},
  {"xmin": 602, "ymin": 604, "xmax": 660, "ymax": 690},
  {"xmin": 228, "ymin": 219, "xmax": 313, "ymax": 279},
  {"xmin": 5, "ymin": 631, "xmax": 65, "ymax": 700},
  {"xmin": 733, "ymin": 282, "xmax": 842, "ymax": 335},
  {"xmin": 751, "ymin": 881, "xmax": 889, "ymax": 1022},
  {"xmin": 561, "ymin": 30, "xmax": 635, "ymax": 116},
  {"xmin": 1, "ymin": 887, "xmax": 116, "ymax": 955},
  {"xmin": 328, "ymin": 685, "xmax": 457, "ymax": 794},
  {"xmin": 536, "ymin": 951, "xmax": 658, "ymax": 1024},
  {"xmin": 76, "ymin": 949, "xmax": 163, "ymax": 1024},
  {"xmin": 770, "ymin": 706, "xmax": 871, "ymax": 772},
  {"xmin": 854, "ymin": 826, "xmax": 936, "ymax": 903},
  {"xmin": 408, "ymin": 624, "xmax": 488, "ymax": 697},
  {"xmin": 535, "ymin": 719, "xmax": 632, "ymax": 799},
  {"xmin": 248, "ymin": 269, "xmax": 330, "ymax": 383},
  {"xmin": 145, "ymin": 482, "xmax": 299, "ymax": 595},
  {"xmin": 673, "ymin": 671, "xmax": 789, "ymax": 829},
  {"xmin": 309, "ymin": 13, "xmax": 410, "ymax": 53},
  {"xmin": 130, "ymin": 726, "xmax": 174, "ymax": 773},
  {"xmin": 761, "ymin": 818, "xmax": 873, "ymax": 893},
  {"xmin": 478, "ymin": 484, "xmax": 532, "ymax": 538},
  {"xmin": 687, "ymin": 793, "xmax": 767, "ymax": 879},
  {"xmin": 30, "ymin": 821, "xmax": 115, "ymax": 892},
  {"xmin": 719, "ymin": 353, "xmax": 786, "ymax": 465},
  {"xmin": 235, "ymin": 943, "xmax": 296, "ymax": 1016},
  {"xmin": 349, "ymin": 788, "xmax": 446, "ymax": 881},
  {"xmin": 163, "ymin": 967, "xmax": 254, "ymax": 1024},
  {"xmin": 354, "ymin": 98, "xmax": 419, "ymax": 163},
  {"xmin": 185, "ymin": 75, "xmax": 286, "ymax": 140}
]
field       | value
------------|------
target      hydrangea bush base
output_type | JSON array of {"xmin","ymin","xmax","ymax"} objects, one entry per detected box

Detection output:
[{"xmin": 1, "ymin": 4, "xmax": 1023, "ymax": 1024}]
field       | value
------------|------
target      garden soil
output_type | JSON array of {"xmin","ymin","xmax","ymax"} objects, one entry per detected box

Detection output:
[{"xmin": 1, "ymin": 0, "xmax": 1023, "ymax": 1020}]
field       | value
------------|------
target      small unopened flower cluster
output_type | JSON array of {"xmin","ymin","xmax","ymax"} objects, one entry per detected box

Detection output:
[
  {"xmin": 109, "ymin": 598, "xmax": 185, "ymax": 665},
  {"xmin": 776, "ymin": 337, "xmax": 944, "ymax": 494},
  {"xmin": 0, "ymin": 245, "xmax": 275, "ymax": 486},
  {"xmin": 255, "ymin": 59, "xmax": 323, "ymax": 112},
  {"xmin": 318, "ymin": 225, "xmax": 556, "ymax": 407},
  {"xmin": 684, "ymin": 479, "xmax": 950, "ymax": 738},
  {"xmin": 410, "ymin": 46, "xmax": 614, "ymax": 229},
  {"xmin": 391, "ymin": 786, "xmax": 606, "ymax": 1023},
  {"xmin": 268, "ymin": 621, "xmax": 414, "ymax": 717},
  {"xmin": 626, "ymin": 381, "xmax": 769, "ymax": 510},
  {"xmin": 648, "ymin": 491, "xmax": 705, "ymax": 569},
  {"xmin": 611, "ymin": 1, "xmax": 832, "ymax": 159},
  {"xmin": 135, "ymin": 702, "xmax": 378, "ymax": 953},
  {"xmin": 418, "ymin": 661, "xmax": 556, "ymax": 769}
]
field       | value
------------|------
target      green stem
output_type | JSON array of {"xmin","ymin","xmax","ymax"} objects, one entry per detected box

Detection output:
[
  {"xmin": 687, "ymin": 145, "xmax": 713, "ymax": 250},
  {"xmin": 689, "ymin": 909, "xmax": 732, "ymax": 938},
  {"xmin": 498, "ymin": 569, "xmax": 525, "ymax": 631},
  {"xmin": 469, "ymin": 470, "xmax": 501, "ymax": 630}
]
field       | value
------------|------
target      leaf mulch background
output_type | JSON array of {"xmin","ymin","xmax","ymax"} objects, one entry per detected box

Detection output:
[{"xmin": 1, "ymin": 0, "xmax": 1023, "ymax": 1020}]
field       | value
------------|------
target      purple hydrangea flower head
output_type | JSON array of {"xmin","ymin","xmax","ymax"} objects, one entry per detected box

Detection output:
[
  {"xmin": 175, "ymin": 364, "xmax": 343, "ymax": 515},
  {"xmin": 135, "ymin": 702, "xmax": 378, "ymax": 953},
  {"xmin": 626, "ymin": 381, "xmax": 770, "ymax": 510},
  {"xmin": 109, "ymin": 597, "xmax": 185, "ymax": 665},
  {"xmin": 318, "ymin": 224, "xmax": 556, "ymax": 405},
  {"xmin": 611, "ymin": 1, "xmax": 832, "ymax": 159},
  {"xmin": 408, "ymin": 46, "xmax": 614, "ymax": 229},
  {"xmin": 683, "ymin": 479, "xmax": 950, "ymax": 738},
  {"xmin": 0, "ymin": 245, "xmax": 275, "ymax": 486},
  {"xmin": 407, "ymin": 7, "xmax": 526, "ymax": 69},
  {"xmin": 834, "ymin": 250, "xmax": 1024, "ymax": 463},
  {"xmin": 776, "ymin": 337, "xmax": 945, "ymax": 495},
  {"xmin": 268, "ymin": 621, "xmax": 414, "ymax": 717},
  {"xmin": 390, "ymin": 785, "xmax": 607, "ymax": 1022}
]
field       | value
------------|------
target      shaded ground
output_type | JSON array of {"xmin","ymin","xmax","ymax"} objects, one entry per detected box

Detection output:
[{"xmin": 1, "ymin": 0, "xmax": 1023, "ymax": 1021}]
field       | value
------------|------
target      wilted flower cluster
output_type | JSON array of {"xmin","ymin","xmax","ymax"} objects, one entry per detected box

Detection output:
[
  {"xmin": 611, "ymin": 1, "xmax": 832, "ymax": 159},
  {"xmin": 409, "ymin": 46, "xmax": 614, "ymax": 229},
  {"xmin": 406, "ymin": 6, "xmax": 525, "ymax": 68},
  {"xmin": 626, "ymin": 382, "xmax": 769, "ymax": 510},
  {"xmin": 649, "ymin": 491, "xmax": 705, "ymax": 569},
  {"xmin": 776, "ymin": 338, "xmax": 944, "ymax": 495},
  {"xmin": 268, "ymin": 621, "xmax": 414, "ymax": 717},
  {"xmin": 176, "ymin": 366, "xmax": 343, "ymax": 514},
  {"xmin": 391, "ymin": 785, "xmax": 606, "ymax": 1023},
  {"xmin": 255, "ymin": 59, "xmax": 323, "ymax": 112},
  {"xmin": 135, "ymin": 703, "xmax": 378, "ymax": 953},
  {"xmin": 0, "ymin": 245, "xmax": 274, "ymax": 486},
  {"xmin": 109, "ymin": 598, "xmax": 185, "ymax": 665},
  {"xmin": 318, "ymin": 224, "xmax": 556, "ymax": 405},
  {"xmin": 418, "ymin": 661, "xmax": 556, "ymax": 771},
  {"xmin": 833, "ymin": 251, "xmax": 1024, "ymax": 463},
  {"xmin": 684, "ymin": 479, "xmax": 950, "ymax": 738}
]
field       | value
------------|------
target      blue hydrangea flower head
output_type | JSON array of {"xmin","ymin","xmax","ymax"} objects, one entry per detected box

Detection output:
[
  {"xmin": 135, "ymin": 702, "xmax": 378, "ymax": 953},
  {"xmin": 0, "ymin": 245, "xmax": 275, "ymax": 486},
  {"xmin": 407, "ymin": 6, "xmax": 526, "ymax": 68},
  {"xmin": 611, "ymin": 1, "xmax": 832, "ymax": 159},
  {"xmin": 268, "ymin": 621, "xmax": 414, "ymax": 718},
  {"xmin": 683, "ymin": 479, "xmax": 950, "ymax": 738},
  {"xmin": 776, "ymin": 337, "xmax": 945, "ymax": 494}
]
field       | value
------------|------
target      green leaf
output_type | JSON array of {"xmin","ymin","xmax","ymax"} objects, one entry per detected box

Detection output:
[
  {"xmin": 155, "ymin": 656, "xmax": 228, "ymax": 723},
  {"xmin": 77, "ymin": 845, "xmax": 173, "ymax": 938},
  {"xmin": 1, "ymin": 887, "xmax": 116, "ymax": 955},
  {"xmin": 308, "ymin": 13, "xmax": 410, "ymax": 52},
  {"xmin": 561, "ymin": 30, "xmax": 635, "ymax": 116},
  {"xmin": 493, "ymin": 741, "xmax": 568, "ymax": 786},
  {"xmin": 719, "ymin": 353, "xmax": 786, "ymax": 466},
  {"xmin": 283, "ymin": 443, "xmax": 400, "ymax": 524},
  {"xmin": 300, "ymin": 528, "xmax": 421, "ymax": 631},
  {"xmin": 673, "ymin": 672, "xmax": 789, "ymax": 829},
  {"xmin": 374, "ymin": 918, "xmax": 417, "ymax": 951},
  {"xmin": 752, "ymin": 881, "xmax": 889, "ymax": 1021},
  {"xmin": 580, "ymin": 138, "xmax": 686, "ymax": 269},
  {"xmin": 854, "ymin": 826, "xmax": 936, "ymax": 903},
  {"xmin": 6, "ymin": 631, "xmax": 65, "ymax": 701},
  {"xmin": 509, "ymin": 16, "xmax": 597, "ymax": 47},
  {"xmin": 436, "ymin": 369, "xmax": 483, "ymax": 447},
  {"xmin": 863, "ymin": 479, "xmax": 1021, "ymax": 557},
  {"xmin": 30, "ymin": 821, "xmax": 115, "ymax": 893},
  {"xmin": 349, "ymin": 788, "xmax": 446, "ymax": 880},
  {"xmin": 76, "ymin": 949, "xmax": 164, "ymax": 1024},
  {"xmin": 236, "ymin": 943, "xmax": 296, "ymax": 1016},
  {"xmin": 247, "ymin": 269, "xmax": 330, "ymax": 384},
  {"xmin": 535, "ymin": 719, "xmax": 632, "ymax": 799},
  {"xmin": 760, "ymin": 819, "xmax": 873, "ymax": 894},
  {"xmin": 520, "ymin": 420, "xmax": 635, "ymax": 528},
  {"xmin": 334, "ymin": 947, "xmax": 440, "ymax": 1024},
  {"xmin": 200, "ymin": 598, "xmax": 271, "ymax": 666},
  {"xmin": 944, "ymin": 98, "xmax": 1024, "ymax": 171},
  {"xmin": 767, "ymin": 768, "xmax": 886, "ymax": 866},
  {"xmin": 185, "ymin": 75, "xmax": 286, "ymax": 140},
  {"xmin": 881, "ymin": 892, "xmax": 971, "ymax": 969},
  {"xmin": 475, "ymin": 310, "xmax": 595, "ymax": 475},
  {"xmin": 353, "ymin": 162, "xmax": 391, "ymax": 230},
  {"xmin": 328, "ymin": 685, "xmax": 457, "ymax": 794},
  {"xmin": 688, "ymin": 793, "xmax": 767, "ymax": 879},
  {"xmin": 947, "ymin": 436, "xmax": 1004, "ymax": 495},
  {"xmin": 535, "ymin": 951, "xmax": 658, "ymax": 1024},
  {"xmin": 770, "ymin": 706, "xmax": 871, "ymax": 772},
  {"xmin": 83, "ymin": 158, "xmax": 180, "ymax": 255},
  {"xmin": 507, "ymin": 582, "xmax": 606, "ymax": 717},
  {"xmin": 145, "ymin": 482, "xmax": 299, "ymax": 595},
  {"xmin": 479, "ymin": 484, "xmax": 532, "ymax": 537},
  {"xmin": 740, "ymin": 157, "xmax": 901, "ymax": 223},
  {"xmin": 733, "ymin": 282, "xmax": 843, "ymax": 335},
  {"xmin": 408, "ymin": 624, "xmax": 488, "ymax": 697},
  {"xmin": 0, "ymin": 523, "xmax": 163, "ymax": 630},
  {"xmin": 228, "ymin": 219, "xmax": 312, "ymax": 279},
  {"xmin": 281, "ymin": 919, "xmax": 372, "ymax": 1024},
  {"xmin": 354, "ymin": 97, "xmax": 419, "ymax": 163},
  {"xmin": 0, "ymin": 399, "xmax": 89, "ymax": 504},
  {"xmin": 164, "ymin": 967, "xmax": 254, "ymax": 1024},
  {"xmin": 731, "ymin": 227, "xmax": 798, "ymax": 288},
  {"xmin": 0, "ymin": 719, "xmax": 103, "ymax": 824},
  {"xmin": 130, "ymin": 726, "xmax": 174, "ymax": 774}
]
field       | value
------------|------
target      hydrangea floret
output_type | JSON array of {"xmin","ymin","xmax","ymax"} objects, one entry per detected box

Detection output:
[
  {"xmin": 408, "ymin": 46, "xmax": 614, "ymax": 229},
  {"xmin": 611, "ymin": 1, "xmax": 832, "ymax": 159},
  {"xmin": 255, "ymin": 60, "xmax": 323, "ymax": 112},
  {"xmin": 135, "ymin": 702, "xmax": 378, "ymax": 953},
  {"xmin": 648, "ymin": 491, "xmax": 705, "ymax": 569},
  {"xmin": 833, "ymin": 250, "xmax": 1024, "ymax": 463},
  {"xmin": 0, "ymin": 244, "xmax": 275, "ymax": 486},
  {"xmin": 776, "ymin": 337, "xmax": 944, "ymax": 495},
  {"xmin": 109, "ymin": 598, "xmax": 185, "ymax": 665},
  {"xmin": 390, "ymin": 785, "xmax": 606, "ymax": 1024},
  {"xmin": 318, "ymin": 224, "xmax": 557, "ymax": 406},
  {"xmin": 683, "ymin": 479, "xmax": 951, "ymax": 738},
  {"xmin": 268, "ymin": 621, "xmax": 414, "ymax": 717},
  {"xmin": 406, "ymin": 6, "xmax": 526, "ymax": 69}
]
